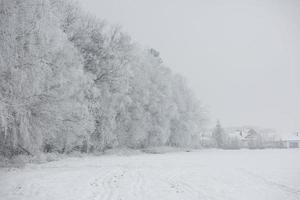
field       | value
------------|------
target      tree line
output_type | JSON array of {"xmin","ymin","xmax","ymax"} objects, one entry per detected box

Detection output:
[{"xmin": 0, "ymin": 0, "xmax": 207, "ymax": 157}]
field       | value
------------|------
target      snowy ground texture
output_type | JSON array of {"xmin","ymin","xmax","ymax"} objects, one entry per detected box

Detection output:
[{"xmin": 0, "ymin": 149, "xmax": 300, "ymax": 200}]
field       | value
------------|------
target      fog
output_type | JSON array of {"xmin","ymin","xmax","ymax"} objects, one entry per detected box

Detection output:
[
  {"xmin": 1, "ymin": 1, "xmax": 300, "ymax": 199},
  {"xmin": 79, "ymin": 0, "xmax": 300, "ymax": 133}
]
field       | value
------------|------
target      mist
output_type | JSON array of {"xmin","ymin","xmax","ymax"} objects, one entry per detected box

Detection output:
[
  {"xmin": 79, "ymin": 0, "xmax": 300, "ymax": 133},
  {"xmin": 1, "ymin": 1, "xmax": 300, "ymax": 200}
]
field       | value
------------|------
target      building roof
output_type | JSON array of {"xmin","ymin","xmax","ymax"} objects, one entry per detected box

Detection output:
[
  {"xmin": 228, "ymin": 129, "xmax": 259, "ymax": 140},
  {"xmin": 280, "ymin": 133, "xmax": 300, "ymax": 141}
]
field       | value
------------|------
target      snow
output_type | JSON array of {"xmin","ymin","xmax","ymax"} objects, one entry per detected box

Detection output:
[{"xmin": 0, "ymin": 149, "xmax": 300, "ymax": 200}]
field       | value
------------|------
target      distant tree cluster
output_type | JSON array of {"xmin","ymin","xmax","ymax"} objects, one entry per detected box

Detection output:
[
  {"xmin": 212, "ymin": 121, "xmax": 225, "ymax": 148},
  {"xmin": 0, "ymin": 0, "xmax": 206, "ymax": 157}
]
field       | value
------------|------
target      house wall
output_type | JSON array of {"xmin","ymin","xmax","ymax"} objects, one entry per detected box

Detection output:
[
  {"xmin": 287, "ymin": 140, "xmax": 300, "ymax": 148},
  {"xmin": 282, "ymin": 141, "xmax": 289, "ymax": 148}
]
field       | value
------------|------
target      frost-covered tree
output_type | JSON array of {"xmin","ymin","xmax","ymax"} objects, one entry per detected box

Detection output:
[
  {"xmin": 212, "ymin": 121, "xmax": 226, "ymax": 148},
  {"xmin": 0, "ymin": 0, "xmax": 207, "ymax": 157},
  {"xmin": 50, "ymin": 0, "xmax": 134, "ymax": 151},
  {"xmin": 119, "ymin": 48, "xmax": 172, "ymax": 147},
  {"xmin": 0, "ymin": 0, "xmax": 94, "ymax": 156},
  {"xmin": 167, "ymin": 74, "xmax": 206, "ymax": 147}
]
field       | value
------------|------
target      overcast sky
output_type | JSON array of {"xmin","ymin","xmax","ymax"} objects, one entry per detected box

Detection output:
[{"xmin": 78, "ymin": 0, "xmax": 300, "ymax": 133}]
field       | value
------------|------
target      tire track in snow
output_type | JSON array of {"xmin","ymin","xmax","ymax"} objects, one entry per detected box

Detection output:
[
  {"xmin": 165, "ymin": 169, "xmax": 209, "ymax": 200},
  {"xmin": 88, "ymin": 167, "xmax": 119, "ymax": 200},
  {"xmin": 12, "ymin": 179, "xmax": 44, "ymax": 198},
  {"xmin": 89, "ymin": 166, "xmax": 147, "ymax": 200},
  {"xmin": 100, "ymin": 167, "xmax": 127, "ymax": 200},
  {"xmin": 238, "ymin": 168, "xmax": 300, "ymax": 196},
  {"xmin": 128, "ymin": 169, "xmax": 146, "ymax": 199}
]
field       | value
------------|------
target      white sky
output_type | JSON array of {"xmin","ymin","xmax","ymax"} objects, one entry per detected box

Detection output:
[{"xmin": 78, "ymin": 0, "xmax": 300, "ymax": 133}]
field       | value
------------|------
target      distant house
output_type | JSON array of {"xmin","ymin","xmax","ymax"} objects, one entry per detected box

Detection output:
[
  {"xmin": 280, "ymin": 133, "xmax": 300, "ymax": 148},
  {"xmin": 243, "ymin": 129, "xmax": 263, "ymax": 148},
  {"xmin": 245, "ymin": 129, "xmax": 259, "ymax": 139},
  {"xmin": 227, "ymin": 128, "xmax": 262, "ymax": 149}
]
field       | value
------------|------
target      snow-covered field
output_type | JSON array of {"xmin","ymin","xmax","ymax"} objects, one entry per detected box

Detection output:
[{"xmin": 0, "ymin": 149, "xmax": 300, "ymax": 200}]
